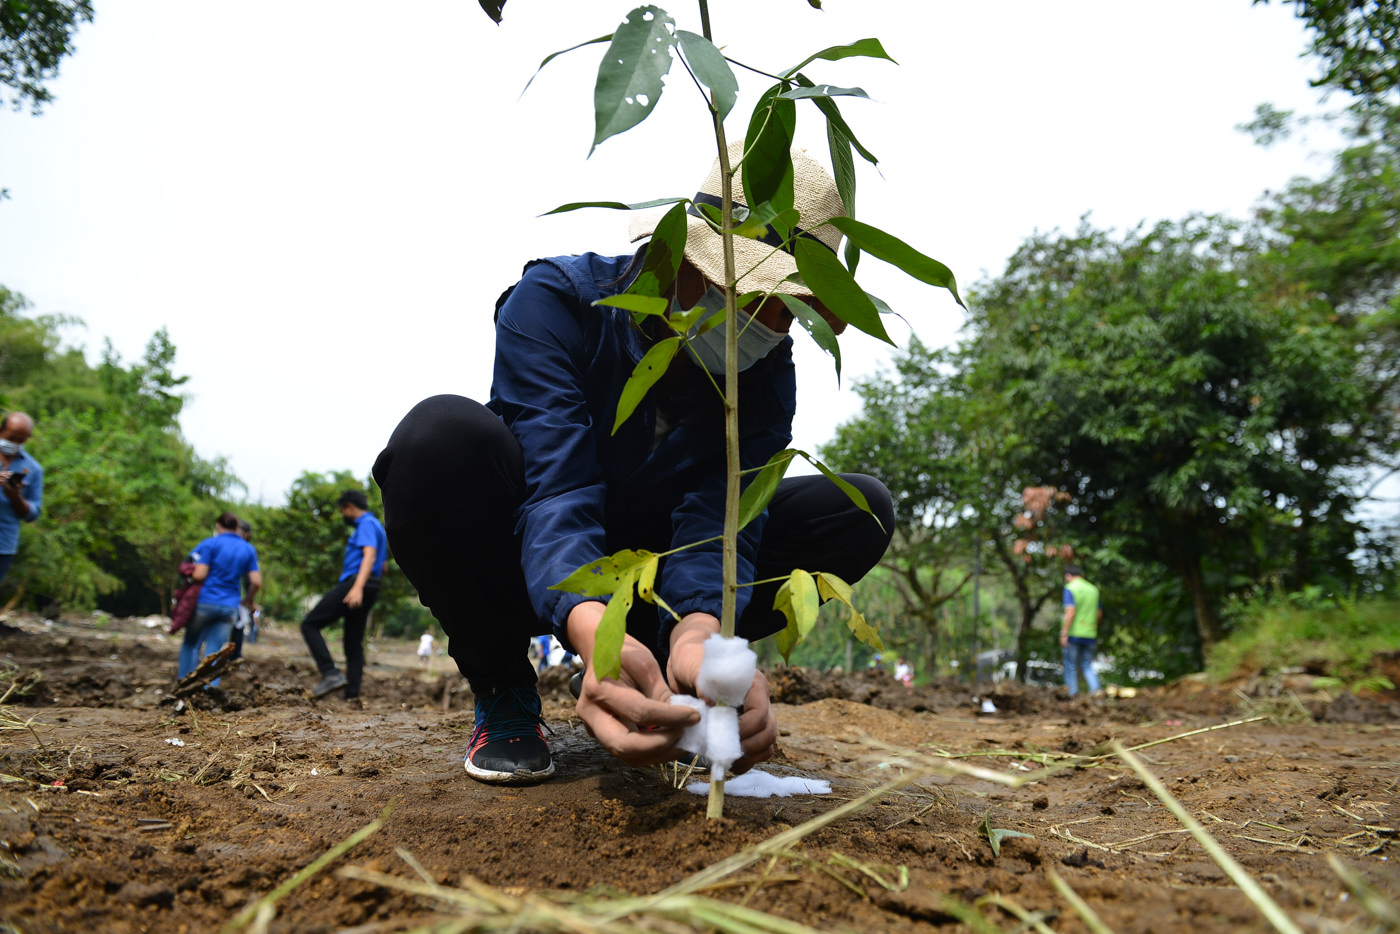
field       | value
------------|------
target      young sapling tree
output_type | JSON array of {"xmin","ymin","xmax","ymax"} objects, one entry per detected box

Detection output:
[{"xmin": 481, "ymin": 0, "xmax": 963, "ymax": 817}]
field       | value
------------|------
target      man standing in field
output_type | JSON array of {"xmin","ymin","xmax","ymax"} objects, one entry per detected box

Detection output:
[
  {"xmin": 301, "ymin": 489, "xmax": 388, "ymax": 701},
  {"xmin": 0, "ymin": 412, "xmax": 42, "ymax": 591},
  {"xmin": 1059, "ymin": 564, "xmax": 1103, "ymax": 697}
]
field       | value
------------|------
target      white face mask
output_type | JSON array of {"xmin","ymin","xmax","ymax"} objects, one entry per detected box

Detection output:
[
  {"xmin": 0, "ymin": 439, "xmax": 21, "ymax": 456},
  {"xmin": 677, "ymin": 285, "xmax": 786, "ymax": 375}
]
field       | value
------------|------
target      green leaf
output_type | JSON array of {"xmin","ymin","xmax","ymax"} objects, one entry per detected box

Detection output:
[
  {"xmin": 816, "ymin": 572, "xmax": 882, "ymax": 651},
  {"xmin": 592, "ymin": 576, "xmax": 635, "ymax": 682},
  {"xmin": 550, "ymin": 549, "xmax": 656, "ymax": 597},
  {"xmin": 738, "ymin": 449, "xmax": 798, "ymax": 531},
  {"xmin": 615, "ymin": 337, "xmax": 680, "ymax": 433},
  {"xmin": 629, "ymin": 201, "xmax": 690, "ymax": 298},
  {"xmin": 676, "ymin": 30, "xmax": 738, "ymax": 121},
  {"xmin": 541, "ymin": 196, "xmax": 686, "ymax": 216},
  {"xmin": 774, "ymin": 569, "xmax": 820, "ymax": 661},
  {"xmin": 793, "ymin": 238, "xmax": 893, "ymax": 344},
  {"xmin": 778, "ymin": 84, "xmax": 871, "ymax": 101},
  {"xmin": 980, "ymin": 810, "xmax": 1034, "ymax": 858},
  {"xmin": 594, "ymin": 294, "xmax": 669, "ymax": 316},
  {"xmin": 733, "ymin": 204, "xmax": 801, "ymax": 244},
  {"xmin": 744, "ymin": 84, "xmax": 797, "ymax": 214},
  {"xmin": 782, "ymin": 38, "xmax": 897, "ymax": 79},
  {"xmin": 522, "ymin": 34, "xmax": 614, "ymax": 97},
  {"xmin": 808, "ymin": 457, "xmax": 884, "ymax": 533},
  {"xmin": 828, "ymin": 217, "xmax": 965, "ymax": 308},
  {"xmin": 591, "ymin": 6, "xmax": 677, "ymax": 156},
  {"xmin": 797, "ymin": 73, "xmax": 878, "ymax": 167},
  {"xmin": 779, "ymin": 294, "xmax": 842, "ymax": 381},
  {"xmin": 478, "ymin": 0, "xmax": 506, "ymax": 24}
]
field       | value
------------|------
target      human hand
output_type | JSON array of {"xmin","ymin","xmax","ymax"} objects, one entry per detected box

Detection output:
[
  {"xmin": 667, "ymin": 613, "xmax": 777, "ymax": 775},
  {"xmin": 343, "ymin": 585, "xmax": 364, "ymax": 608},
  {"xmin": 567, "ymin": 602, "xmax": 700, "ymax": 767},
  {"xmin": 1059, "ymin": 632, "xmax": 1069, "ymax": 648}
]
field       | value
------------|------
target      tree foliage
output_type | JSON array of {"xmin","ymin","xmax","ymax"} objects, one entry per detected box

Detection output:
[
  {"xmin": 254, "ymin": 470, "xmax": 414, "ymax": 627},
  {"xmin": 0, "ymin": 0, "xmax": 92, "ymax": 113},
  {"xmin": 1, "ymin": 295, "xmax": 240, "ymax": 613},
  {"xmin": 1262, "ymin": 0, "xmax": 1400, "ymax": 106}
]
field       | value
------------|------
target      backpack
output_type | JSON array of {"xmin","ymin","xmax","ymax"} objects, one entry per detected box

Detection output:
[{"xmin": 169, "ymin": 560, "xmax": 202, "ymax": 635}]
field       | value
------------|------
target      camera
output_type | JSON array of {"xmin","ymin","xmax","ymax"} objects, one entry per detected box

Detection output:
[{"xmin": 3, "ymin": 470, "xmax": 25, "ymax": 489}]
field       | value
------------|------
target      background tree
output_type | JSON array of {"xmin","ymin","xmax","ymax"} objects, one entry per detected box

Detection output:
[
  {"xmin": 963, "ymin": 215, "xmax": 1393, "ymax": 654},
  {"xmin": 0, "ymin": 0, "xmax": 91, "ymax": 113},
  {"xmin": 819, "ymin": 337, "xmax": 980, "ymax": 676},
  {"xmin": 1, "ymin": 299, "xmax": 240, "ymax": 613},
  {"xmin": 256, "ymin": 470, "xmax": 416, "ymax": 630}
]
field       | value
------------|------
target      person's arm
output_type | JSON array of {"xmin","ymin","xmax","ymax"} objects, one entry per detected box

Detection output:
[
  {"xmin": 192, "ymin": 564, "xmax": 210, "ymax": 582},
  {"xmin": 1060, "ymin": 604, "xmax": 1076, "ymax": 647},
  {"xmin": 492, "ymin": 261, "xmax": 618, "ymax": 637},
  {"xmin": 1, "ymin": 469, "xmax": 32, "ymax": 520},
  {"xmin": 244, "ymin": 570, "xmax": 262, "ymax": 607},
  {"xmin": 343, "ymin": 546, "xmax": 375, "ymax": 607}
]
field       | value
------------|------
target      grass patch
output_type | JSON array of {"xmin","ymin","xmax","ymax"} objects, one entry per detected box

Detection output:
[{"xmin": 1208, "ymin": 596, "xmax": 1400, "ymax": 683}]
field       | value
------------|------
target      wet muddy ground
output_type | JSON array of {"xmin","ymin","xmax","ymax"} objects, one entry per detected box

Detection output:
[{"xmin": 1, "ymin": 613, "xmax": 1397, "ymax": 933}]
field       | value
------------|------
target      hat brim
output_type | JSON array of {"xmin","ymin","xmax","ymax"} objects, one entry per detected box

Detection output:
[{"xmin": 629, "ymin": 210, "xmax": 813, "ymax": 298}]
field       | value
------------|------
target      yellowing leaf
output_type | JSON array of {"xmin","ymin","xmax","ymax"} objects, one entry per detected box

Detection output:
[
  {"xmin": 773, "ymin": 569, "xmax": 819, "ymax": 661},
  {"xmin": 817, "ymin": 572, "xmax": 882, "ymax": 652},
  {"xmin": 550, "ymin": 549, "xmax": 656, "ymax": 597}
]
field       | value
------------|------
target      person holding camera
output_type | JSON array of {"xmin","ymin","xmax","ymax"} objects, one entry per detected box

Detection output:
[{"xmin": 0, "ymin": 412, "xmax": 42, "ymax": 591}]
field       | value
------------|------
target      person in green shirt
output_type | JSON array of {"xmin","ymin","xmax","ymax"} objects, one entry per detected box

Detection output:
[{"xmin": 1059, "ymin": 565, "xmax": 1102, "ymax": 697}]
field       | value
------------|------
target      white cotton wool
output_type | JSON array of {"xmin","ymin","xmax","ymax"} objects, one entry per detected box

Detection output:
[
  {"xmin": 694, "ymin": 633, "xmax": 756, "ymax": 706},
  {"xmin": 703, "ymin": 704, "xmax": 742, "ymax": 779},
  {"xmin": 669, "ymin": 694, "xmax": 709, "ymax": 757}
]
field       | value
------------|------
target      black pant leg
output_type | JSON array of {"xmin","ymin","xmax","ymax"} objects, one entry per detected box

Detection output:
[
  {"xmin": 301, "ymin": 580, "xmax": 352, "ymax": 676},
  {"xmin": 342, "ymin": 582, "xmax": 378, "ymax": 698},
  {"xmin": 737, "ymin": 473, "xmax": 894, "ymax": 642},
  {"xmin": 373, "ymin": 395, "xmax": 540, "ymax": 694}
]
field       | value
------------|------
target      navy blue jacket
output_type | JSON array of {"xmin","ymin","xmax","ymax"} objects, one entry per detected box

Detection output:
[{"xmin": 488, "ymin": 253, "xmax": 797, "ymax": 645}]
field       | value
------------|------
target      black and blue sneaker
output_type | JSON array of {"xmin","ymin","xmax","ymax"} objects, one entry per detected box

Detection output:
[{"xmin": 464, "ymin": 685, "xmax": 555, "ymax": 784}]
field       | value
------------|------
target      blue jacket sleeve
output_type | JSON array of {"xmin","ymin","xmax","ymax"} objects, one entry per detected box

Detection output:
[
  {"xmin": 491, "ymin": 262, "xmax": 610, "ymax": 631},
  {"xmin": 21, "ymin": 462, "xmax": 41, "ymax": 522}
]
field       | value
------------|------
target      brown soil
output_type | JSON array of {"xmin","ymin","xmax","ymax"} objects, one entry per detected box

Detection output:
[{"xmin": 1, "ymin": 614, "xmax": 1397, "ymax": 933}]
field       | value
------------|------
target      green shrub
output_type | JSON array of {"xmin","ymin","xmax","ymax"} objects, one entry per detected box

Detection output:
[{"xmin": 1206, "ymin": 595, "xmax": 1400, "ymax": 683}]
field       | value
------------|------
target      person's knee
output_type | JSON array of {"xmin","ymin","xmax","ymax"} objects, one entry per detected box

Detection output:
[{"xmin": 844, "ymin": 474, "xmax": 894, "ymax": 545}]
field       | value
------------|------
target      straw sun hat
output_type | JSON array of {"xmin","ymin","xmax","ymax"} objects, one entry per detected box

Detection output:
[{"xmin": 628, "ymin": 141, "xmax": 847, "ymax": 298}]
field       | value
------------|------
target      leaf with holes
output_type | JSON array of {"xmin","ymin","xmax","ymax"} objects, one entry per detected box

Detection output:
[
  {"xmin": 591, "ymin": 6, "xmax": 676, "ymax": 156},
  {"xmin": 615, "ymin": 337, "xmax": 680, "ymax": 432}
]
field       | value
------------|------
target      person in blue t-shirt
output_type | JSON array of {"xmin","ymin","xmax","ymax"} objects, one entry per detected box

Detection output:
[
  {"xmin": 301, "ymin": 489, "xmax": 388, "ymax": 700},
  {"xmin": 180, "ymin": 512, "xmax": 261, "ymax": 684},
  {"xmin": 0, "ymin": 412, "xmax": 43, "ymax": 590}
]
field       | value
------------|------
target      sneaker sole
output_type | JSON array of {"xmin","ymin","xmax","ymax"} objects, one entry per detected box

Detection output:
[
  {"xmin": 463, "ymin": 758, "xmax": 556, "ymax": 785},
  {"xmin": 312, "ymin": 681, "xmax": 347, "ymax": 697}
]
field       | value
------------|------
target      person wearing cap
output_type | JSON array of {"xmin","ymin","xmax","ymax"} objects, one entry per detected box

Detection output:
[
  {"xmin": 1059, "ymin": 564, "xmax": 1103, "ymax": 697},
  {"xmin": 300, "ymin": 489, "xmax": 388, "ymax": 700},
  {"xmin": 181, "ymin": 512, "xmax": 261, "ymax": 684},
  {"xmin": 373, "ymin": 143, "xmax": 894, "ymax": 785},
  {"xmin": 0, "ymin": 412, "xmax": 42, "ymax": 591}
]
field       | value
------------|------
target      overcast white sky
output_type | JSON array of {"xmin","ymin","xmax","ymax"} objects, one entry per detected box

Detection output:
[{"xmin": 0, "ymin": 1, "xmax": 1341, "ymax": 505}]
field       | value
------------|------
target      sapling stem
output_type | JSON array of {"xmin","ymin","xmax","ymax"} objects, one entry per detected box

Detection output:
[{"xmin": 701, "ymin": 0, "xmax": 735, "ymax": 820}]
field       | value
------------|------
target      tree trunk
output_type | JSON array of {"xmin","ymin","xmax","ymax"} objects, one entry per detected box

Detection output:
[{"xmin": 1180, "ymin": 555, "xmax": 1222, "ymax": 649}]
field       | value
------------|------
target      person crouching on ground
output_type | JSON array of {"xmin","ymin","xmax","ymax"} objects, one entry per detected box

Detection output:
[
  {"xmin": 373, "ymin": 144, "xmax": 894, "ymax": 784},
  {"xmin": 301, "ymin": 489, "xmax": 388, "ymax": 700},
  {"xmin": 180, "ymin": 512, "xmax": 260, "ymax": 685}
]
